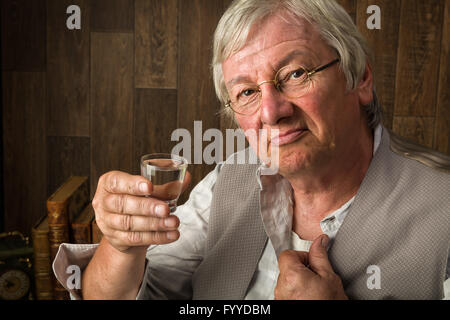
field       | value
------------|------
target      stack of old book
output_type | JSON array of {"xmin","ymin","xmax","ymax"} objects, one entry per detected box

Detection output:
[{"xmin": 31, "ymin": 176, "xmax": 103, "ymax": 300}]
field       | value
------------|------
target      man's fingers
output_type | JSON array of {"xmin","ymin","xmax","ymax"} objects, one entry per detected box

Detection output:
[
  {"xmin": 278, "ymin": 250, "xmax": 309, "ymax": 273},
  {"xmin": 308, "ymin": 234, "xmax": 334, "ymax": 276},
  {"xmin": 101, "ymin": 171, "xmax": 153, "ymax": 196},
  {"xmin": 105, "ymin": 212, "xmax": 179, "ymax": 232},
  {"xmin": 112, "ymin": 229, "xmax": 180, "ymax": 246},
  {"xmin": 102, "ymin": 193, "xmax": 169, "ymax": 217}
]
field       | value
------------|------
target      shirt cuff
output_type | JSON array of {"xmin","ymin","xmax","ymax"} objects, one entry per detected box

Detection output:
[{"xmin": 52, "ymin": 243, "xmax": 99, "ymax": 300}]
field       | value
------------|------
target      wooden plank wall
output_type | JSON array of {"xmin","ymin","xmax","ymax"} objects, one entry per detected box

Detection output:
[{"xmin": 2, "ymin": 0, "xmax": 450, "ymax": 235}]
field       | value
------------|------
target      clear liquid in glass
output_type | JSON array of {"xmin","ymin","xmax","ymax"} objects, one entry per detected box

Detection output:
[{"xmin": 140, "ymin": 157, "xmax": 187, "ymax": 212}]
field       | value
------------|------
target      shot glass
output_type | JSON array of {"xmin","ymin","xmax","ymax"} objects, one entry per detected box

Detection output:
[{"xmin": 140, "ymin": 153, "xmax": 188, "ymax": 212}]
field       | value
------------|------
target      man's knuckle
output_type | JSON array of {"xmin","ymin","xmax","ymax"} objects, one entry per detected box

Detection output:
[
  {"xmin": 121, "ymin": 214, "xmax": 132, "ymax": 231},
  {"xmin": 140, "ymin": 198, "xmax": 151, "ymax": 214},
  {"xmin": 92, "ymin": 197, "xmax": 100, "ymax": 211},
  {"xmin": 127, "ymin": 183, "xmax": 134, "ymax": 194},
  {"xmin": 152, "ymin": 231, "xmax": 164, "ymax": 243},
  {"xmin": 127, "ymin": 231, "xmax": 142, "ymax": 244},
  {"xmin": 284, "ymin": 269, "xmax": 298, "ymax": 283},
  {"xmin": 115, "ymin": 194, "xmax": 126, "ymax": 213},
  {"xmin": 105, "ymin": 171, "xmax": 121, "ymax": 193},
  {"xmin": 110, "ymin": 175, "xmax": 119, "ymax": 193},
  {"xmin": 151, "ymin": 218, "xmax": 162, "ymax": 230},
  {"xmin": 278, "ymin": 250, "xmax": 293, "ymax": 265}
]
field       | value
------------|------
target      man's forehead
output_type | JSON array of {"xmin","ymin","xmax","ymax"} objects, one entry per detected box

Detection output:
[{"xmin": 227, "ymin": 13, "xmax": 319, "ymax": 64}]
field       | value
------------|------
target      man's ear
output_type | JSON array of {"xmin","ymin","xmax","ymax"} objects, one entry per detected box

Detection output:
[{"xmin": 357, "ymin": 63, "xmax": 374, "ymax": 106}]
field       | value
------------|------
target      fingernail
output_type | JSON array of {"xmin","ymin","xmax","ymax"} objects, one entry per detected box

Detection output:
[
  {"xmin": 167, "ymin": 231, "xmax": 178, "ymax": 240},
  {"xmin": 321, "ymin": 235, "xmax": 330, "ymax": 248},
  {"xmin": 155, "ymin": 205, "xmax": 166, "ymax": 217},
  {"xmin": 164, "ymin": 218, "xmax": 176, "ymax": 228},
  {"xmin": 139, "ymin": 182, "xmax": 149, "ymax": 193}
]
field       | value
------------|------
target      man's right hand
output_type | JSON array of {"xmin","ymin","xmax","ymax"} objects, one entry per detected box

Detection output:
[{"xmin": 92, "ymin": 171, "xmax": 190, "ymax": 253}]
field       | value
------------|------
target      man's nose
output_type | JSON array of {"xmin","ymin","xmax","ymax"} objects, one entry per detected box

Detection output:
[{"xmin": 259, "ymin": 84, "xmax": 294, "ymax": 125}]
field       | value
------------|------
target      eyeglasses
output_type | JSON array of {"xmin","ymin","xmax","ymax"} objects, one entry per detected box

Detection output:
[{"xmin": 225, "ymin": 58, "xmax": 340, "ymax": 116}]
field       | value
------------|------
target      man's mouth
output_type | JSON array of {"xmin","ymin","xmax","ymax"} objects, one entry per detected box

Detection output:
[{"xmin": 271, "ymin": 128, "xmax": 308, "ymax": 146}]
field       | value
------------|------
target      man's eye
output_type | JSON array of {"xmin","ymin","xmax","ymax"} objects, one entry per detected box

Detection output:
[
  {"xmin": 289, "ymin": 68, "xmax": 305, "ymax": 79},
  {"xmin": 239, "ymin": 89, "xmax": 256, "ymax": 98}
]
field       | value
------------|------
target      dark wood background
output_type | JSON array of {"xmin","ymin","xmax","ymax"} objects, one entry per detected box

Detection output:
[{"xmin": 2, "ymin": 0, "xmax": 449, "ymax": 236}]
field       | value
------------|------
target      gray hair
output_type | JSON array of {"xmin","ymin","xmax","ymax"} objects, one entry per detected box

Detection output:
[{"xmin": 212, "ymin": 0, "xmax": 382, "ymax": 129}]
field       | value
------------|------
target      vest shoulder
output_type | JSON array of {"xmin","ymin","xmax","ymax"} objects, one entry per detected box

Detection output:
[{"xmin": 387, "ymin": 129, "xmax": 450, "ymax": 174}]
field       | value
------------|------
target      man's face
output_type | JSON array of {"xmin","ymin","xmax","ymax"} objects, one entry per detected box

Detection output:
[{"xmin": 222, "ymin": 13, "xmax": 372, "ymax": 177}]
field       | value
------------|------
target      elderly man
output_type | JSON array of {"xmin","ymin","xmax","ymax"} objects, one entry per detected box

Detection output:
[{"xmin": 53, "ymin": 0, "xmax": 450, "ymax": 300}]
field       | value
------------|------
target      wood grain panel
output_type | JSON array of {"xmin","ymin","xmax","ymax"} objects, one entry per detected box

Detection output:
[
  {"xmin": 47, "ymin": 136, "xmax": 90, "ymax": 197},
  {"xmin": 47, "ymin": 0, "xmax": 90, "ymax": 137},
  {"xmin": 90, "ymin": 33, "xmax": 134, "ymax": 197},
  {"xmin": 356, "ymin": 0, "xmax": 401, "ymax": 130},
  {"xmin": 91, "ymin": 0, "xmax": 134, "ymax": 32},
  {"xmin": 336, "ymin": 0, "xmax": 357, "ymax": 22},
  {"xmin": 1, "ymin": 0, "xmax": 46, "ymax": 71},
  {"xmin": 3, "ymin": 72, "xmax": 46, "ymax": 235},
  {"xmin": 394, "ymin": 0, "xmax": 444, "ymax": 117},
  {"xmin": 434, "ymin": 0, "xmax": 450, "ymax": 156},
  {"xmin": 133, "ymin": 89, "xmax": 178, "ymax": 175},
  {"xmin": 177, "ymin": 0, "xmax": 226, "ymax": 203},
  {"xmin": 135, "ymin": 0, "xmax": 178, "ymax": 89},
  {"xmin": 393, "ymin": 116, "xmax": 434, "ymax": 148}
]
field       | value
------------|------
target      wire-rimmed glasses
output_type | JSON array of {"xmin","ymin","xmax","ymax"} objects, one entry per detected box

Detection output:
[{"xmin": 225, "ymin": 58, "xmax": 340, "ymax": 116}]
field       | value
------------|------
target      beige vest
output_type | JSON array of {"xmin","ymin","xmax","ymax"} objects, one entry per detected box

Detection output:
[{"xmin": 192, "ymin": 128, "xmax": 450, "ymax": 299}]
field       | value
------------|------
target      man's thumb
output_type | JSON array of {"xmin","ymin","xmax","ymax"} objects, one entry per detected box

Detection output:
[{"xmin": 308, "ymin": 234, "xmax": 333, "ymax": 275}]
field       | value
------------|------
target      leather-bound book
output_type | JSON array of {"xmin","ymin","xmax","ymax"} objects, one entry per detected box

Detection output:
[
  {"xmin": 91, "ymin": 219, "xmax": 103, "ymax": 244},
  {"xmin": 71, "ymin": 203, "xmax": 94, "ymax": 244},
  {"xmin": 31, "ymin": 215, "xmax": 53, "ymax": 300},
  {"xmin": 47, "ymin": 176, "xmax": 89, "ymax": 299}
]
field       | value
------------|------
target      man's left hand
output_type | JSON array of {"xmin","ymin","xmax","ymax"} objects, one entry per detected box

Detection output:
[{"xmin": 274, "ymin": 234, "xmax": 348, "ymax": 300}]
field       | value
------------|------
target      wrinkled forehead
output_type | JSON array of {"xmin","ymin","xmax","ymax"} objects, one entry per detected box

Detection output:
[
  {"xmin": 223, "ymin": 11, "xmax": 332, "ymax": 83},
  {"xmin": 226, "ymin": 11, "xmax": 325, "ymax": 65}
]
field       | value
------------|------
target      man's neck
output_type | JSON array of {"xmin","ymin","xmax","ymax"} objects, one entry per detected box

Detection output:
[{"xmin": 289, "ymin": 124, "xmax": 374, "ymax": 231}]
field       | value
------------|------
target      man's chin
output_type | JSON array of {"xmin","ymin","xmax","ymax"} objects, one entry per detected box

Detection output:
[{"xmin": 275, "ymin": 151, "xmax": 310, "ymax": 177}]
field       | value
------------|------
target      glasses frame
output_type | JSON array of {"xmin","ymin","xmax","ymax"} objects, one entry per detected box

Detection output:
[{"xmin": 225, "ymin": 58, "xmax": 340, "ymax": 116}]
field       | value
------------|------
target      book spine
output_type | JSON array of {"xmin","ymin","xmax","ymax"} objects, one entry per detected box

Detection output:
[
  {"xmin": 31, "ymin": 228, "xmax": 54, "ymax": 300},
  {"xmin": 46, "ymin": 202, "xmax": 70, "ymax": 260},
  {"xmin": 47, "ymin": 202, "xmax": 70, "ymax": 300},
  {"xmin": 71, "ymin": 222, "xmax": 92, "ymax": 244}
]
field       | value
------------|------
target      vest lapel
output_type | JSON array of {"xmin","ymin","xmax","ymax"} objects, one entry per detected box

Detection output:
[
  {"xmin": 328, "ymin": 129, "xmax": 447, "ymax": 299},
  {"xmin": 192, "ymin": 162, "xmax": 268, "ymax": 299}
]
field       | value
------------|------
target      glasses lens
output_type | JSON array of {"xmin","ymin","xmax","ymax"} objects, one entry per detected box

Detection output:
[
  {"xmin": 277, "ymin": 65, "xmax": 310, "ymax": 99},
  {"xmin": 229, "ymin": 84, "xmax": 261, "ymax": 115}
]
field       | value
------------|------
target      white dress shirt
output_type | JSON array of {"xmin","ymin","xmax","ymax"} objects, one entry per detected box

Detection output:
[{"xmin": 53, "ymin": 125, "xmax": 450, "ymax": 299}]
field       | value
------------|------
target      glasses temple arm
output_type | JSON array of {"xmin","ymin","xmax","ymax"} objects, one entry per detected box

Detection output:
[{"xmin": 309, "ymin": 58, "xmax": 340, "ymax": 76}]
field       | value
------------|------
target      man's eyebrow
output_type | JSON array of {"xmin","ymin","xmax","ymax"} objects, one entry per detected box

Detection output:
[
  {"xmin": 275, "ymin": 50, "xmax": 309, "ymax": 70},
  {"xmin": 226, "ymin": 50, "xmax": 310, "ymax": 87},
  {"xmin": 226, "ymin": 75, "xmax": 252, "ymax": 88}
]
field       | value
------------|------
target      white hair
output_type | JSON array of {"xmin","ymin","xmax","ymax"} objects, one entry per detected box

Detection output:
[{"xmin": 212, "ymin": 0, "xmax": 382, "ymax": 129}]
